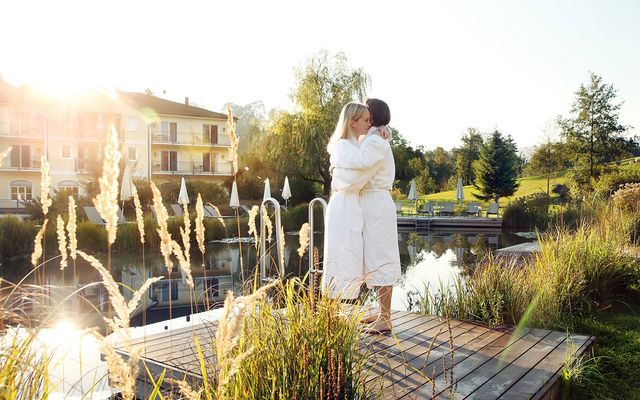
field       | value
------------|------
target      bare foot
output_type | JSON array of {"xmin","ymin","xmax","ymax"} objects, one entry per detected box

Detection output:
[
  {"xmin": 362, "ymin": 319, "xmax": 392, "ymax": 334},
  {"xmin": 360, "ymin": 314, "xmax": 379, "ymax": 324}
]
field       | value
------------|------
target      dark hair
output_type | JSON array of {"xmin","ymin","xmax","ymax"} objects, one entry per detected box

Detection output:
[{"xmin": 365, "ymin": 98, "xmax": 391, "ymax": 127}]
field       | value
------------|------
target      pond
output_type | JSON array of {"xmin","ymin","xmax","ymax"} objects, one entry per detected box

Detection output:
[{"xmin": 0, "ymin": 228, "xmax": 533, "ymax": 328}]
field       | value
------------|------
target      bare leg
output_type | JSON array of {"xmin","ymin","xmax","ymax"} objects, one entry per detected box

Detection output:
[{"xmin": 363, "ymin": 286, "xmax": 393, "ymax": 333}]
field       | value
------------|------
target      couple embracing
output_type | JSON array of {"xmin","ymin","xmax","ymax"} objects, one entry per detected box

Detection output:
[{"xmin": 322, "ymin": 98, "xmax": 401, "ymax": 334}]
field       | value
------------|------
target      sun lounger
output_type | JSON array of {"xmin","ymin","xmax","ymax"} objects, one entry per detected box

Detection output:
[
  {"xmin": 240, "ymin": 205, "xmax": 251, "ymax": 215},
  {"xmin": 204, "ymin": 204, "xmax": 224, "ymax": 219},
  {"xmin": 170, "ymin": 204, "xmax": 185, "ymax": 217},
  {"xmin": 465, "ymin": 202, "xmax": 480, "ymax": 217},
  {"xmin": 438, "ymin": 202, "xmax": 455, "ymax": 216},
  {"xmin": 84, "ymin": 206, "xmax": 126, "ymax": 225},
  {"xmin": 395, "ymin": 201, "xmax": 403, "ymax": 216},
  {"xmin": 486, "ymin": 202, "xmax": 499, "ymax": 217},
  {"xmin": 418, "ymin": 201, "xmax": 433, "ymax": 216}
]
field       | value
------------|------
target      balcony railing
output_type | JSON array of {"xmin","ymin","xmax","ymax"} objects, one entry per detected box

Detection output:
[
  {"xmin": 152, "ymin": 131, "xmax": 231, "ymax": 147},
  {"xmin": 152, "ymin": 161, "xmax": 233, "ymax": 176},
  {"xmin": 0, "ymin": 127, "xmax": 45, "ymax": 139},
  {"xmin": 0, "ymin": 198, "xmax": 32, "ymax": 210},
  {"xmin": 0, "ymin": 159, "xmax": 41, "ymax": 171}
]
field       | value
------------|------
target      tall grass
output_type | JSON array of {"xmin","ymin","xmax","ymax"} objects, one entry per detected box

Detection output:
[
  {"xmin": 188, "ymin": 277, "xmax": 373, "ymax": 400},
  {"xmin": 417, "ymin": 203, "xmax": 640, "ymax": 329}
]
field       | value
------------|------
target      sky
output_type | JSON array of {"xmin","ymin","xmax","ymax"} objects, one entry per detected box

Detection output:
[{"xmin": 1, "ymin": 0, "xmax": 639, "ymax": 152}]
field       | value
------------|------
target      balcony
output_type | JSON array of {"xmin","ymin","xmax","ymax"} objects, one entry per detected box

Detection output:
[
  {"xmin": 151, "ymin": 131, "xmax": 230, "ymax": 147},
  {"xmin": 77, "ymin": 128, "xmax": 110, "ymax": 142},
  {"xmin": 152, "ymin": 161, "xmax": 233, "ymax": 176},
  {"xmin": 0, "ymin": 127, "xmax": 45, "ymax": 139},
  {"xmin": 0, "ymin": 159, "xmax": 41, "ymax": 172}
]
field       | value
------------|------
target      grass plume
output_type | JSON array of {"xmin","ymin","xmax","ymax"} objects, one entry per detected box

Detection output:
[
  {"xmin": 131, "ymin": 183, "xmax": 145, "ymax": 244},
  {"xmin": 31, "ymin": 220, "xmax": 48, "ymax": 268},
  {"xmin": 39, "ymin": 156, "xmax": 52, "ymax": 216},
  {"xmin": 92, "ymin": 127, "xmax": 121, "ymax": 245},
  {"xmin": 226, "ymin": 104, "xmax": 239, "ymax": 176},
  {"xmin": 150, "ymin": 181, "xmax": 173, "ymax": 274},
  {"xmin": 67, "ymin": 196, "xmax": 77, "ymax": 260},
  {"xmin": 298, "ymin": 222, "xmax": 310, "ymax": 257},
  {"xmin": 195, "ymin": 194, "xmax": 206, "ymax": 262},
  {"xmin": 56, "ymin": 215, "xmax": 68, "ymax": 271}
]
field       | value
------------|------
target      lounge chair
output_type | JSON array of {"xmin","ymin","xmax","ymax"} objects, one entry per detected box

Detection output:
[
  {"xmin": 395, "ymin": 202, "xmax": 403, "ymax": 216},
  {"xmin": 465, "ymin": 202, "xmax": 480, "ymax": 217},
  {"xmin": 438, "ymin": 202, "xmax": 455, "ymax": 216},
  {"xmin": 486, "ymin": 202, "xmax": 499, "ymax": 218},
  {"xmin": 84, "ymin": 206, "xmax": 126, "ymax": 225},
  {"xmin": 170, "ymin": 204, "xmax": 185, "ymax": 217},
  {"xmin": 204, "ymin": 204, "xmax": 224, "ymax": 219},
  {"xmin": 418, "ymin": 201, "xmax": 433, "ymax": 216}
]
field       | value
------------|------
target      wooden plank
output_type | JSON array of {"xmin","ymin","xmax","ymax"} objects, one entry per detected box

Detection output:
[
  {"xmin": 465, "ymin": 331, "xmax": 567, "ymax": 399},
  {"xmin": 434, "ymin": 328, "xmax": 552, "ymax": 399},
  {"xmin": 499, "ymin": 334, "xmax": 593, "ymax": 400},
  {"xmin": 374, "ymin": 320, "xmax": 480, "ymax": 388},
  {"xmin": 400, "ymin": 327, "xmax": 533, "ymax": 399},
  {"xmin": 381, "ymin": 323, "xmax": 508, "ymax": 399}
]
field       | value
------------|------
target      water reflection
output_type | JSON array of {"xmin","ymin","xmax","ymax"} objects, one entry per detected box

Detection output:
[{"xmin": 2, "ymin": 229, "xmax": 532, "ymax": 328}]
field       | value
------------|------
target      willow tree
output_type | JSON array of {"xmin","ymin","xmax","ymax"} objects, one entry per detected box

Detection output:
[{"xmin": 264, "ymin": 51, "xmax": 369, "ymax": 195}]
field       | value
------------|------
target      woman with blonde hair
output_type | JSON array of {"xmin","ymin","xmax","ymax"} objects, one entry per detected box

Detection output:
[
  {"xmin": 331, "ymin": 98, "xmax": 400, "ymax": 334},
  {"xmin": 323, "ymin": 102, "xmax": 388, "ymax": 300}
]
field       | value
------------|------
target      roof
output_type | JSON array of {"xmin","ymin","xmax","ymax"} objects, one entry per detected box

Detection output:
[{"xmin": 119, "ymin": 91, "xmax": 228, "ymax": 120}]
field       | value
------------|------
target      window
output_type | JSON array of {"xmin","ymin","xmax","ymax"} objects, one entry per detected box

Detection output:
[
  {"xmin": 58, "ymin": 180, "xmax": 79, "ymax": 198},
  {"xmin": 61, "ymin": 145, "xmax": 71, "ymax": 159},
  {"xmin": 202, "ymin": 153, "xmax": 211, "ymax": 172},
  {"xmin": 10, "ymin": 145, "xmax": 31, "ymax": 168},
  {"xmin": 203, "ymin": 124, "xmax": 218, "ymax": 144},
  {"xmin": 10, "ymin": 180, "xmax": 33, "ymax": 200},
  {"xmin": 160, "ymin": 151, "xmax": 178, "ymax": 171},
  {"xmin": 161, "ymin": 121, "xmax": 177, "ymax": 142},
  {"xmin": 10, "ymin": 112, "xmax": 30, "ymax": 135},
  {"xmin": 127, "ymin": 146, "xmax": 137, "ymax": 161},
  {"xmin": 127, "ymin": 116, "xmax": 138, "ymax": 131}
]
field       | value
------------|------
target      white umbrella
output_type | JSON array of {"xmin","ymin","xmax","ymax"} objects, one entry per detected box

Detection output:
[
  {"xmin": 408, "ymin": 179, "xmax": 418, "ymax": 215},
  {"xmin": 263, "ymin": 178, "xmax": 271, "ymax": 201},
  {"xmin": 456, "ymin": 177, "xmax": 464, "ymax": 204},
  {"xmin": 178, "ymin": 177, "xmax": 189, "ymax": 205},
  {"xmin": 282, "ymin": 176, "xmax": 291, "ymax": 200},
  {"xmin": 282, "ymin": 176, "xmax": 291, "ymax": 208},
  {"xmin": 119, "ymin": 161, "xmax": 134, "ymax": 201},
  {"xmin": 230, "ymin": 180, "xmax": 240, "ymax": 209}
]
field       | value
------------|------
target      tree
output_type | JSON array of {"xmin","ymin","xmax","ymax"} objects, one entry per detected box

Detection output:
[
  {"xmin": 453, "ymin": 128, "xmax": 483, "ymax": 185},
  {"xmin": 264, "ymin": 51, "xmax": 369, "ymax": 195},
  {"xmin": 425, "ymin": 147, "xmax": 454, "ymax": 191},
  {"xmin": 558, "ymin": 73, "xmax": 629, "ymax": 179},
  {"xmin": 473, "ymin": 130, "xmax": 520, "ymax": 202},
  {"xmin": 224, "ymin": 101, "xmax": 266, "ymax": 154}
]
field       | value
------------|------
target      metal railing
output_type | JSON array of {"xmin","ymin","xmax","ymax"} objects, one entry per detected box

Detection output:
[
  {"xmin": 0, "ymin": 159, "xmax": 41, "ymax": 171},
  {"xmin": 308, "ymin": 198, "xmax": 327, "ymax": 287},
  {"xmin": 151, "ymin": 130, "xmax": 231, "ymax": 147},
  {"xmin": 152, "ymin": 161, "xmax": 233, "ymax": 175},
  {"xmin": 259, "ymin": 198, "xmax": 285, "ymax": 284}
]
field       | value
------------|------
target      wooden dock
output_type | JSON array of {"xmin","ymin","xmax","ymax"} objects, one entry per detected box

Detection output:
[
  {"xmin": 116, "ymin": 310, "xmax": 593, "ymax": 399},
  {"xmin": 397, "ymin": 216, "xmax": 503, "ymax": 231}
]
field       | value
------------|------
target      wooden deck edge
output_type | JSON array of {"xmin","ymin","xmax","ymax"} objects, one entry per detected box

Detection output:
[{"xmin": 531, "ymin": 335, "xmax": 596, "ymax": 400}]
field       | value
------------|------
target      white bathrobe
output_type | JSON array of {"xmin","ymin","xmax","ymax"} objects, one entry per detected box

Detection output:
[
  {"xmin": 331, "ymin": 131, "xmax": 401, "ymax": 288},
  {"xmin": 322, "ymin": 137, "xmax": 387, "ymax": 299}
]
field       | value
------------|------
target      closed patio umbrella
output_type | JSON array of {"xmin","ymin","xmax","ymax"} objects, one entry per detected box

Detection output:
[
  {"xmin": 119, "ymin": 161, "xmax": 134, "ymax": 202},
  {"xmin": 230, "ymin": 180, "xmax": 240, "ymax": 209},
  {"xmin": 456, "ymin": 177, "xmax": 464, "ymax": 204},
  {"xmin": 178, "ymin": 177, "xmax": 189, "ymax": 205},
  {"xmin": 408, "ymin": 179, "xmax": 418, "ymax": 214},
  {"xmin": 282, "ymin": 176, "xmax": 291, "ymax": 208},
  {"xmin": 263, "ymin": 178, "xmax": 271, "ymax": 201}
]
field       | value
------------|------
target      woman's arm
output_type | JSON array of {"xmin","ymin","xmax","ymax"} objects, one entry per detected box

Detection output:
[
  {"xmin": 333, "ymin": 135, "xmax": 389, "ymax": 169},
  {"xmin": 331, "ymin": 164, "xmax": 382, "ymax": 191}
]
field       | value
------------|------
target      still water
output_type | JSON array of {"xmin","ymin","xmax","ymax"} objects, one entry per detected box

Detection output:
[{"xmin": 1, "ymin": 229, "xmax": 532, "ymax": 327}]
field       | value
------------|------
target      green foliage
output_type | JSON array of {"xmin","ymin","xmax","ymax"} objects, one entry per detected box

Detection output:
[
  {"xmin": 594, "ymin": 168, "xmax": 640, "ymax": 198},
  {"xmin": 264, "ymin": 51, "xmax": 370, "ymax": 195},
  {"xmin": 558, "ymin": 72, "xmax": 630, "ymax": 179},
  {"xmin": 473, "ymin": 130, "xmax": 520, "ymax": 202},
  {"xmin": 502, "ymin": 192, "xmax": 550, "ymax": 230},
  {"xmin": 453, "ymin": 128, "xmax": 483, "ymax": 186},
  {"xmin": 0, "ymin": 217, "xmax": 38, "ymax": 260},
  {"xmin": 208, "ymin": 279, "xmax": 373, "ymax": 399},
  {"xmin": 525, "ymin": 140, "xmax": 574, "ymax": 176},
  {"xmin": 552, "ymin": 183, "xmax": 571, "ymax": 205}
]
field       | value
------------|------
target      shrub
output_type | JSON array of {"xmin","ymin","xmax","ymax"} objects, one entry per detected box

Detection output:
[
  {"xmin": 612, "ymin": 183, "xmax": 640, "ymax": 212},
  {"xmin": 594, "ymin": 169, "xmax": 640, "ymax": 198},
  {"xmin": 502, "ymin": 192, "xmax": 550, "ymax": 229},
  {"xmin": 0, "ymin": 217, "xmax": 38, "ymax": 260}
]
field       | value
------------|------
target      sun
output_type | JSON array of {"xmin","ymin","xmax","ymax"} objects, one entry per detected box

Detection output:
[{"xmin": 3, "ymin": 64, "xmax": 106, "ymax": 100}]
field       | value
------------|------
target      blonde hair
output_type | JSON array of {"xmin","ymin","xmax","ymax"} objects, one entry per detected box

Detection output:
[{"xmin": 327, "ymin": 102, "xmax": 368, "ymax": 154}]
